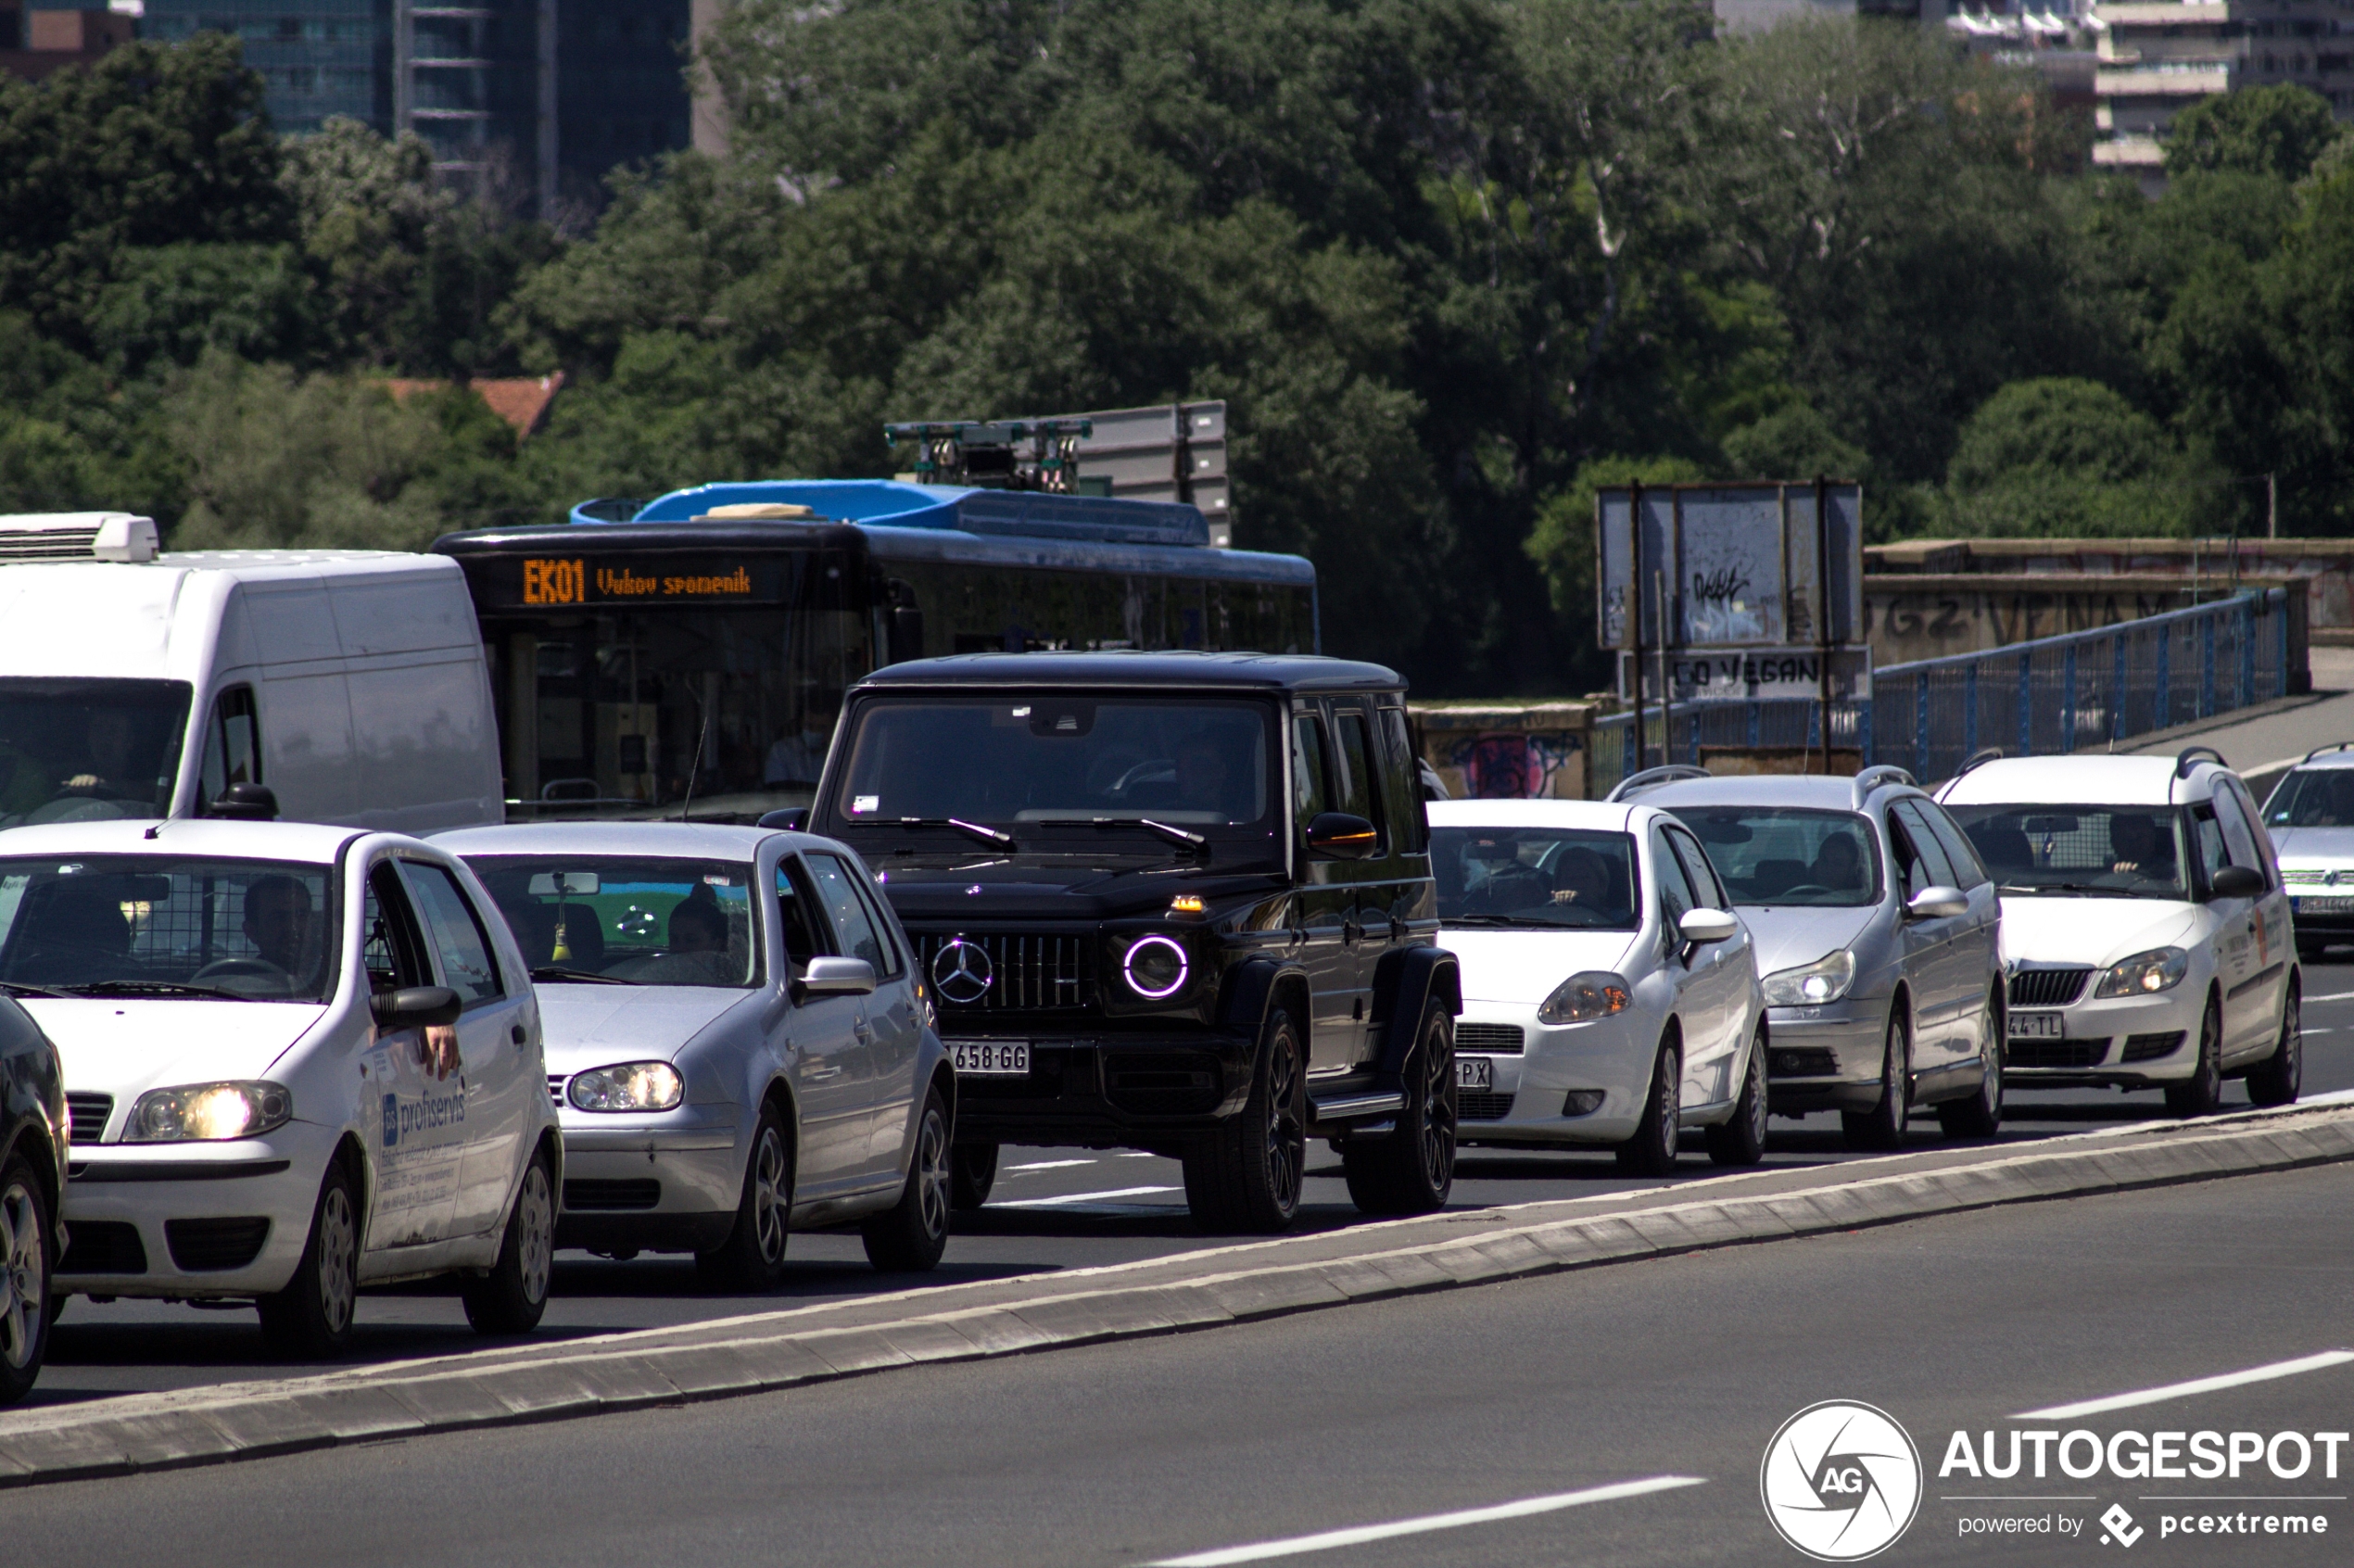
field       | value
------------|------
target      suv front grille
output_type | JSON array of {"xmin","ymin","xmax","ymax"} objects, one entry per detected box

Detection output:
[
  {"xmin": 2009, "ymin": 968, "xmax": 2092, "ymax": 1008},
  {"xmin": 1455, "ymin": 1023, "xmax": 1525, "ymax": 1055},
  {"xmin": 913, "ymin": 931, "xmax": 1099, "ymax": 1013},
  {"xmin": 66, "ymin": 1092, "xmax": 113, "ymax": 1144}
]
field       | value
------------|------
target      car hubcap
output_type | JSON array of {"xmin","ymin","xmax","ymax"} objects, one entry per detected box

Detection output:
[
  {"xmin": 1266, "ymin": 1031, "xmax": 1304, "ymax": 1211},
  {"xmin": 753, "ymin": 1127, "xmax": 788, "ymax": 1264},
  {"xmin": 1749, "ymin": 1042, "xmax": 1768, "ymax": 1141},
  {"xmin": 0, "ymin": 1181, "xmax": 43, "ymax": 1371},
  {"xmin": 318, "ymin": 1186, "xmax": 356, "ymax": 1334},
  {"xmin": 1423, "ymin": 1021, "xmax": 1456, "ymax": 1191},
  {"xmin": 2284, "ymin": 997, "xmax": 2302, "ymax": 1084},
  {"xmin": 916, "ymin": 1109, "xmax": 949, "ymax": 1241},
  {"xmin": 1659, "ymin": 1051, "xmax": 1679, "ymax": 1156},
  {"xmin": 518, "ymin": 1167, "xmax": 553, "ymax": 1305}
]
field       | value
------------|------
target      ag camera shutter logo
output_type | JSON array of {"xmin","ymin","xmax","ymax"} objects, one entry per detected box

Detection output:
[{"xmin": 1761, "ymin": 1400, "xmax": 1923, "ymax": 1561}]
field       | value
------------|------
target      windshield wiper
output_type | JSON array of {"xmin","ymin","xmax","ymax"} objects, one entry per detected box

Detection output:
[
  {"xmin": 873, "ymin": 816, "xmax": 1016, "ymax": 850},
  {"xmin": 70, "ymin": 980, "xmax": 250, "ymax": 1000},
  {"xmin": 530, "ymin": 966, "xmax": 643, "ymax": 986},
  {"xmin": 2001, "ymin": 881, "xmax": 2117, "ymax": 895},
  {"xmin": 1442, "ymin": 914, "xmax": 1563, "ymax": 929},
  {"xmin": 0, "ymin": 980, "xmax": 77, "ymax": 999}
]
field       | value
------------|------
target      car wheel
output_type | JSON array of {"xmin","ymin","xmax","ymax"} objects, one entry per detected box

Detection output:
[
  {"xmin": 1704, "ymin": 1024, "xmax": 1768, "ymax": 1167},
  {"xmin": 2246, "ymin": 981, "xmax": 2303, "ymax": 1107},
  {"xmin": 0, "ymin": 1157, "xmax": 54, "ymax": 1407},
  {"xmin": 259, "ymin": 1158, "xmax": 361, "ymax": 1359},
  {"xmin": 1615, "ymin": 1033, "xmax": 1683, "ymax": 1177},
  {"xmin": 864, "ymin": 1085, "xmax": 952, "ymax": 1272},
  {"xmin": 2165, "ymin": 993, "xmax": 2225, "ymax": 1118},
  {"xmin": 1183, "ymin": 1006, "xmax": 1308, "ymax": 1233},
  {"xmin": 462, "ymin": 1148, "xmax": 555, "ymax": 1335},
  {"xmin": 698, "ymin": 1102, "xmax": 793, "ymax": 1291},
  {"xmin": 1939, "ymin": 985, "xmax": 2006, "ymax": 1139},
  {"xmin": 1342, "ymin": 1003, "xmax": 1458, "ymax": 1216},
  {"xmin": 950, "ymin": 1142, "xmax": 998, "ymax": 1211},
  {"xmin": 1842, "ymin": 1008, "xmax": 1911, "ymax": 1151}
]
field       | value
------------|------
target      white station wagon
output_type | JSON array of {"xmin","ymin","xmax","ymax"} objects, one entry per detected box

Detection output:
[{"xmin": 0, "ymin": 819, "xmax": 560, "ymax": 1355}]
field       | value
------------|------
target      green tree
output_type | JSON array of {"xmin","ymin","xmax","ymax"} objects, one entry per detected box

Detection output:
[
  {"xmin": 2163, "ymin": 83, "xmax": 2345, "ymax": 183},
  {"xmin": 1944, "ymin": 376, "xmax": 2217, "ymax": 536}
]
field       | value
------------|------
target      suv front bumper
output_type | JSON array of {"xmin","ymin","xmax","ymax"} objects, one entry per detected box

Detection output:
[{"xmin": 950, "ymin": 1031, "xmax": 1257, "ymax": 1148}]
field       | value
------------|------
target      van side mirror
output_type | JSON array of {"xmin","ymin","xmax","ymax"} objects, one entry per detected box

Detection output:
[
  {"xmin": 2208, "ymin": 865, "xmax": 2265, "ymax": 900},
  {"xmin": 372, "ymin": 985, "xmax": 462, "ymax": 1029},
  {"xmin": 209, "ymin": 782, "xmax": 279, "ymax": 821},
  {"xmin": 1677, "ymin": 908, "xmax": 1740, "ymax": 945},
  {"xmin": 1306, "ymin": 812, "xmax": 1379, "ymax": 860},
  {"xmin": 796, "ymin": 955, "xmax": 876, "ymax": 999}
]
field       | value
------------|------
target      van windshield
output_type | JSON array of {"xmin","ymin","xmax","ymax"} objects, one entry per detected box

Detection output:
[
  {"xmin": 0, "ymin": 856, "xmax": 337, "ymax": 1001},
  {"xmin": 464, "ymin": 856, "xmax": 761, "ymax": 987},
  {"xmin": 0, "ymin": 678, "xmax": 190, "ymax": 827}
]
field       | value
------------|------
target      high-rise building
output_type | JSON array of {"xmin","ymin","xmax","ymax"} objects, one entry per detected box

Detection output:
[
  {"xmin": 2, "ymin": 0, "xmax": 139, "ymax": 83},
  {"xmin": 2092, "ymin": 0, "xmax": 2354, "ymax": 190}
]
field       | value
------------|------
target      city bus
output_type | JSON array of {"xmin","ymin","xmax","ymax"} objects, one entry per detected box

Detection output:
[{"xmin": 430, "ymin": 478, "xmax": 1320, "ymax": 821}]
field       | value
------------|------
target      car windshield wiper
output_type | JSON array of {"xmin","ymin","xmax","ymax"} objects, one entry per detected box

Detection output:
[
  {"xmin": 69, "ymin": 980, "xmax": 251, "ymax": 1000},
  {"xmin": 1442, "ymin": 914, "xmax": 1566, "ymax": 929},
  {"xmin": 2001, "ymin": 881, "xmax": 2119, "ymax": 895},
  {"xmin": 0, "ymin": 980, "xmax": 77, "ymax": 999},
  {"xmin": 869, "ymin": 816, "xmax": 1016, "ymax": 850},
  {"xmin": 530, "ymin": 966, "xmax": 643, "ymax": 986}
]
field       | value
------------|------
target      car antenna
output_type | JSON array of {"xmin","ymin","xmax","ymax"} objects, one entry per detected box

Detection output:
[{"xmin": 678, "ymin": 687, "xmax": 710, "ymax": 823}]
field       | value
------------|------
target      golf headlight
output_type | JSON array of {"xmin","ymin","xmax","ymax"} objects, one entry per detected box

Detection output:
[
  {"xmin": 568, "ymin": 1060, "xmax": 685, "ymax": 1112},
  {"xmin": 1122, "ymin": 934, "xmax": 1190, "ymax": 999},
  {"xmin": 1763, "ymin": 949, "xmax": 1857, "ymax": 1007},
  {"xmin": 125, "ymin": 1081, "xmax": 292, "ymax": 1142},
  {"xmin": 2095, "ymin": 946, "xmax": 2189, "ymax": 999},
  {"xmin": 1538, "ymin": 971, "xmax": 1633, "ymax": 1025}
]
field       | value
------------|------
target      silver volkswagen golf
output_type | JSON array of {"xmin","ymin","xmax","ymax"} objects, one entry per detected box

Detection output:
[
  {"xmin": 439, "ymin": 822, "xmax": 955, "ymax": 1283},
  {"xmin": 1621, "ymin": 765, "xmax": 2006, "ymax": 1147}
]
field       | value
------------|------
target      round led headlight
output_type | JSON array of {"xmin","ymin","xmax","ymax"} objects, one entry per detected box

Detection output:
[
  {"xmin": 568, "ymin": 1060, "xmax": 685, "ymax": 1113},
  {"xmin": 125, "ymin": 1081, "xmax": 292, "ymax": 1143},
  {"xmin": 1122, "ymin": 934, "xmax": 1190, "ymax": 1000}
]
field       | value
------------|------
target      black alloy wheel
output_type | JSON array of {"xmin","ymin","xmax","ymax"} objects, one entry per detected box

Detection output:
[
  {"xmin": 2165, "ymin": 993, "xmax": 2225, "ymax": 1118},
  {"xmin": 949, "ymin": 1142, "xmax": 999, "ymax": 1211},
  {"xmin": 1342, "ymin": 1003, "xmax": 1459, "ymax": 1216},
  {"xmin": 1183, "ymin": 1007, "xmax": 1308, "ymax": 1233}
]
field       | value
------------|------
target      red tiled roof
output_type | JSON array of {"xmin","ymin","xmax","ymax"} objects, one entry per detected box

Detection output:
[{"xmin": 384, "ymin": 372, "xmax": 565, "ymax": 439}]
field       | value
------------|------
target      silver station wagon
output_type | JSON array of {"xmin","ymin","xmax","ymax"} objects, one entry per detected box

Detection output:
[{"xmin": 440, "ymin": 822, "xmax": 956, "ymax": 1283}]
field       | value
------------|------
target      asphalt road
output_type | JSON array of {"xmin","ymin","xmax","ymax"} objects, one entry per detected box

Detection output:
[
  {"xmin": 34, "ymin": 963, "xmax": 2354, "ymax": 1408},
  {"xmin": 16, "ymin": 1152, "xmax": 2353, "ymax": 1566}
]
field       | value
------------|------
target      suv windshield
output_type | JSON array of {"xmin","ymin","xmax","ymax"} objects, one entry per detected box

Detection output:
[
  {"xmin": 0, "ymin": 856, "xmax": 337, "ymax": 1000},
  {"xmin": 1433, "ymin": 828, "xmax": 1638, "ymax": 929},
  {"xmin": 2264, "ymin": 768, "xmax": 2354, "ymax": 828},
  {"xmin": 465, "ymin": 856, "xmax": 760, "ymax": 987},
  {"xmin": 1946, "ymin": 804, "xmax": 2190, "ymax": 899},
  {"xmin": 1677, "ymin": 808, "xmax": 1882, "ymax": 907},
  {"xmin": 829, "ymin": 696, "xmax": 1276, "ymax": 841},
  {"xmin": 0, "ymin": 678, "xmax": 191, "ymax": 827}
]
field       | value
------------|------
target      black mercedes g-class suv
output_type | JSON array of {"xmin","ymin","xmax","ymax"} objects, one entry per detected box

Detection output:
[{"xmin": 806, "ymin": 651, "xmax": 1461, "ymax": 1233}]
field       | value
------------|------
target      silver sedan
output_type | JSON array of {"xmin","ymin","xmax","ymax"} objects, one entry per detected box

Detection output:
[{"xmin": 439, "ymin": 821, "xmax": 955, "ymax": 1283}]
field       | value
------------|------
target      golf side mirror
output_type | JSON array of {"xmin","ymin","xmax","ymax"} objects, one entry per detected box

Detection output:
[{"xmin": 797, "ymin": 955, "xmax": 876, "ymax": 999}]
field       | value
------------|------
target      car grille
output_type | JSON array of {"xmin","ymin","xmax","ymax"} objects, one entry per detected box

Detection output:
[
  {"xmin": 2282, "ymin": 867, "xmax": 2347, "ymax": 885},
  {"xmin": 563, "ymin": 1179, "xmax": 661, "ymax": 1212},
  {"xmin": 1103, "ymin": 1051, "xmax": 1221, "ymax": 1117},
  {"xmin": 1459, "ymin": 1092, "xmax": 1515, "ymax": 1121},
  {"xmin": 1455, "ymin": 1023, "xmax": 1525, "ymax": 1056},
  {"xmin": 2122, "ymin": 1031, "xmax": 2186, "ymax": 1063},
  {"xmin": 2009, "ymin": 968, "xmax": 2093, "ymax": 1008},
  {"xmin": 912, "ymin": 931, "xmax": 1098, "ymax": 1013},
  {"xmin": 165, "ymin": 1217, "xmax": 271, "ymax": 1272},
  {"xmin": 58, "ymin": 1220, "xmax": 146, "ymax": 1275},
  {"xmin": 1769, "ymin": 1047, "xmax": 1839, "ymax": 1079},
  {"xmin": 547, "ymin": 1074, "xmax": 566, "ymax": 1108},
  {"xmin": 2006, "ymin": 1038, "xmax": 2108, "ymax": 1069},
  {"xmin": 65, "ymin": 1092, "xmax": 113, "ymax": 1144}
]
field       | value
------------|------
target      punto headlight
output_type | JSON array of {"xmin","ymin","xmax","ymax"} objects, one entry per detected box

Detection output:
[
  {"xmin": 1538, "ymin": 971, "xmax": 1633, "ymax": 1025},
  {"xmin": 2095, "ymin": 946, "xmax": 2188, "ymax": 999},
  {"xmin": 126, "ymin": 1081, "xmax": 292, "ymax": 1142},
  {"xmin": 567, "ymin": 1061, "xmax": 684, "ymax": 1112}
]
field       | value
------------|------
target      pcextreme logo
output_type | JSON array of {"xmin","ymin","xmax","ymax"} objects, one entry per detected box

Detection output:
[{"xmin": 1762, "ymin": 1400, "xmax": 1925, "ymax": 1562}]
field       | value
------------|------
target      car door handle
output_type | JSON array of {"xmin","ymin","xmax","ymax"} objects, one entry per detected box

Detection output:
[
  {"xmin": 853, "ymin": 1020, "xmax": 874, "ymax": 1041},
  {"xmin": 806, "ymin": 1064, "xmax": 842, "ymax": 1081}
]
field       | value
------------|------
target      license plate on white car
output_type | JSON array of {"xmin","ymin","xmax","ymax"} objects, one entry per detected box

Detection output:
[
  {"xmin": 1456, "ymin": 1056, "xmax": 1494, "ymax": 1092},
  {"xmin": 950, "ymin": 1040, "xmax": 1031, "ymax": 1076},
  {"xmin": 2297, "ymin": 896, "xmax": 2354, "ymax": 913},
  {"xmin": 2007, "ymin": 1012, "xmax": 2064, "ymax": 1041}
]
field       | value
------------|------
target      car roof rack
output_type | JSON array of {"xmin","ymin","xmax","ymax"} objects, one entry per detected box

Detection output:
[
  {"xmin": 1852, "ymin": 765, "xmax": 1916, "ymax": 808},
  {"xmin": 1605, "ymin": 764, "xmax": 1711, "ymax": 803},
  {"xmin": 2175, "ymin": 745, "xmax": 2229, "ymax": 779},
  {"xmin": 1952, "ymin": 747, "xmax": 2004, "ymax": 780},
  {"xmin": 2304, "ymin": 741, "xmax": 2354, "ymax": 764}
]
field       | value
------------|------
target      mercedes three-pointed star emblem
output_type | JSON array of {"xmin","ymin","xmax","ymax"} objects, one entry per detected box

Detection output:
[{"xmin": 931, "ymin": 938, "xmax": 993, "ymax": 1005}]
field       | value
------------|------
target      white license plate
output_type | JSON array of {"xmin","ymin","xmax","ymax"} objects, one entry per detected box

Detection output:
[
  {"xmin": 2007, "ymin": 1012, "xmax": 2065, "ymax": 1041},
  {"xmin": 2297, "ymin": 896, "xmax": 2354, "ymax": 913},
  {"xmin": 1456, "ymin": 1056, "xmax": 1494, "ymax": 1092},
  {"xmin": 950, "ymin": 1040, "xmax": 1031, "ymax": 1076}
]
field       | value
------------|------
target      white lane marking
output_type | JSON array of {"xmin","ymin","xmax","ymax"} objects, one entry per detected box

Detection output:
[
  {"xmin": 2015, "ymin": 1350, "xmax": 2354, "ymax": 1420},
  {"xmin": 2300, "ymin": 990, "xmax": 2354, "ymax": 1003},
  {"xmin": 1005, "ymin": 1159, "xmax": 1096, "ymax": 1173},
  {"xmin": 1117, "ymin": 1151, "xmax": 1164, "ymax": 1158},
  {"xmin": 997, "ymin": 1185, "xmax": 1181, "ymax": 1208},
  {"xmin": 1144, "ymin": 1476, "xmax": 1706, "ymax": 1567}
]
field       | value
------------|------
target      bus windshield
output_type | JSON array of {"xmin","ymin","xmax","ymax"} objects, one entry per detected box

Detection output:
[{"xmin": 0, "ymin": 678, "xmax": 190, "ymax": 827}]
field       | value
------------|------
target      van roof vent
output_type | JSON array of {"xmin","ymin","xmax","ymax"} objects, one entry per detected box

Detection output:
[{"xmin": 0, "ymin": 512, "xmax": 161, "ymax": 564}]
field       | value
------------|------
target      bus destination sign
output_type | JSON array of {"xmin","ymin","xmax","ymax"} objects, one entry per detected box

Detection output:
[{"xmin": 509, "ymin": 556, "xmax": 776, "ymax": 606}]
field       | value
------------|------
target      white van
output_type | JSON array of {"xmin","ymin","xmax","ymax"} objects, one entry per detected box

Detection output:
[{"xmin": 0, "ymin": 512, "xmax": 502, "ymax": 832}]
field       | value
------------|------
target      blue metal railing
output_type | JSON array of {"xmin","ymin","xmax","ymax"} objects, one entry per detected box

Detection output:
[{"xmin": 1585, "ymin": 588, "xmax": 2292, "ymax": 797}]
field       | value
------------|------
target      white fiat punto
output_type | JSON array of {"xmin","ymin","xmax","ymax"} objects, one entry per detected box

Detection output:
[{"xmin": 0, "ymin": 819, "xmax": 559, "ymax": 1356}]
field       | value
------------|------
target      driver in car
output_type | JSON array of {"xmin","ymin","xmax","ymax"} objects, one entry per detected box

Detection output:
[
  {"xmin": 2108, "ymin": 814, "xmax": 2174, "ymax": 879},
  {"xmin": 1550, "ymin": 848, "xmax": 1614, "ymax": 910},
  {"xmin": 1810, "ymin": 832, "xmax": 1866, "ymax": 895},
  {"xmin": 229, "ymin": 874, "xmax": 331, "ymax": 1001}
]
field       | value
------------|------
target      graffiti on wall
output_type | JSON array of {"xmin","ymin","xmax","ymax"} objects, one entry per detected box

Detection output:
[{"xmin": 1446, "ymin": 731, "xmax": 1582, "ymax": 799}]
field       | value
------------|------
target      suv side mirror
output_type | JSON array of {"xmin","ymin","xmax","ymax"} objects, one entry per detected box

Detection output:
[
  {"xmin": 797, "ymin": 955, "xmax": 876, "ymax": 998},
  {"xmin": 758, "ymin": 806, "xmax": 809, "ymax": 831},
  {"xmin": 1677, "ymin": 907, "xmax": 1740, "ymax": 945},
  {"xmin": 2208, "ymin": 865, "xmax": 2265, "ymax": 900},
  {"xmin": 209, "ymin": 782, "xmax": 279, "ymax": 821},
  {"xmin": 372, "ymin": 985, "xmax": 462, "ymax": 1029},
  {"xmin": 1305, "ymin": 812, "xmax": 1379, "ymax": 860},
  {"xmin": 1906, "ymin": 885, "xmax": 1969, "ymax": 920}
]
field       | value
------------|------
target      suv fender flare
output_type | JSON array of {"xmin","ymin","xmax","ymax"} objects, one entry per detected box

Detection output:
[
  {"xmin": 1218, "ymin": 955, "xmax": 1310, "ymax": 1041},
  {"xmin": 1371, "ymin": 944, "xmax": 1462, "ymax": 1086}
]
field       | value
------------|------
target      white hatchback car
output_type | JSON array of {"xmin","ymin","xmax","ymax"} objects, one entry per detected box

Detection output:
[
  {"xmin": 1936, "ymin": 749, "xmax": 2301, "ymax": 1114},
  {"xmin": 0, "ymin": 819, "xmax": 560, "ymax": 1355},
  {"xmin": 1430, "ymin": 799, "xmax": 1768, "ymax": 1172}
]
